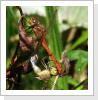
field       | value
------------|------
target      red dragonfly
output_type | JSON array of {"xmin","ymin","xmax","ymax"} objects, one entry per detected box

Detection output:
[
  {"xmin": 19, "ymin": 7, "xmax": 64, "ymax": 75},
  {"xmin": 6, "ymin": 6, "xmax": 70, "ymax": 90}
]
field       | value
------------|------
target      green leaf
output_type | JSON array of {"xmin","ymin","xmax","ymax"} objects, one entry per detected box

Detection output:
[
  {"xmin": 68, "ymin": 76, "xmax": 79, "ymax": 86},
  {"xmin": 66, "ymin": 50, "xmax": 88, "ymax": 61},
  {"xmin": 75, "ymin": 57, "xmax": 88, "ymax": 72},
  {"xmin": 72, "ymin": 78, "xmax": 88, "ymax": 90},
  {"xmin": 66, "ymin": 50, "xmax": 88, "ymax": 72},
  {"xmin": 69, "ymin": 30, "xmax": 88, "ymax": 51}
]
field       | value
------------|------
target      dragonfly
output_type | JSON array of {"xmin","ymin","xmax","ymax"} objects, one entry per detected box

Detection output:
[
  {"xmin": 18, "ymin": 7, "xmax": 65, "ymax": 76},
  {"xmin": 30, "ymin": 54, "xmax": 58, "ymax": 81},
  {"xmin": 6, "ymin": 6, "xmax": 70, "ymax": 90},
  {"xmin": 29, "ymin": 54, "xmax": 62, "ymax": 90}
]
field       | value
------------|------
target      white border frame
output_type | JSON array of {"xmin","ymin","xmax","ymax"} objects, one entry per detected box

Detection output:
[
  {"xmin": 0, "ymin": 96, "xmax": 4, "ymax": 100},
  {"xmin": 1, "ymin": 1, "xmax": 93, "ymax": 95},
  {"xmin": 94, "ymin": 0, "xmax": 98, "ymax": 4}
]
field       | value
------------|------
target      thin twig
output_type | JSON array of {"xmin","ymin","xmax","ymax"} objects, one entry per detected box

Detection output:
[
  {"xmin": 16, "ymin": 6, "xmax": 24, "ymax": 16},
  {"xmin": 51, "ymin": 75, "xmax": 59, "ymax": 90},
  {"xmin": 16, "ymin": 6, "xmax": 24, "ymax": 27},
  {"xmin": 65, "ymin": 28, "xmax": 77, "ymax": 51}
]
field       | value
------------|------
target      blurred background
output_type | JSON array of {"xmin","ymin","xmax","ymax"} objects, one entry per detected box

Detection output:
[{"xmin": 6, "ymin": 6, "xmax": 88, "ymax": 90}]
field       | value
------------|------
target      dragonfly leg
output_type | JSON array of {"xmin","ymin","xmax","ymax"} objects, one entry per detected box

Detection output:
[{"xmin": 41, "ymin": 59, "xmax": 48, "ymax": 70}]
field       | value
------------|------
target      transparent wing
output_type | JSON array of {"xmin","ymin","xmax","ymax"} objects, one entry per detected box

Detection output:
[
  {"xmin": 43, "ymin": 79, "xmax": 63, "ymax": 90},
  {"xmin": 26, "ymin": 76, "xmax": 63, "ymax": 90},
  {"xmin": 45, "ymin": 6, "xmax": 60, "ymax": 40}
]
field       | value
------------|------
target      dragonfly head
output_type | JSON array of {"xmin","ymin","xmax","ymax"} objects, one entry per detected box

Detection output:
[
  {"xmin": 49, "ymin": 67, "xmax": 58, "ymax": 76},
  {"xmin": 29, "ymin": 17, "xmax": 39, "ymax": 26}
]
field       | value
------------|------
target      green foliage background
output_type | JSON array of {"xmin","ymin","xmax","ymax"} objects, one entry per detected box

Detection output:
[{"xmin": 6, "ymin": 6, "xmax": 88, "ymax": 90}]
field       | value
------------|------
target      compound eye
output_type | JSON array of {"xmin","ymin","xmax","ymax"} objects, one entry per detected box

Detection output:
[
  {"xmin": 29, "ymin": 17, "xmax": 39, "ymax": 26},
  {"xmin": 34, "ymin": 18, "xmax": 38, "ymax": 23}
]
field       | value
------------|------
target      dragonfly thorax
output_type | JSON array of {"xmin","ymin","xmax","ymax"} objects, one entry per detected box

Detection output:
[{"xmin": 33, "ymin": 25, "xmax": 46, "ymax": 39}]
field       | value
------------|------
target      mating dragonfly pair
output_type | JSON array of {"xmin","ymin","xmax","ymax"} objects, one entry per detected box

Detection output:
[{"xmin": 6, "ymin": 6, "xmax": 70, "ymax": 90}]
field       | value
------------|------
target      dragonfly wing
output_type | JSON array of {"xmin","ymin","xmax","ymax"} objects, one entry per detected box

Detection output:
[
  {"xmin": 42, "ymin": 79, "xmax": 63, "ymax": 90},
  {"xmin": 45, "ymin": 6, "xmax": 60, "ymax": 37}
]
